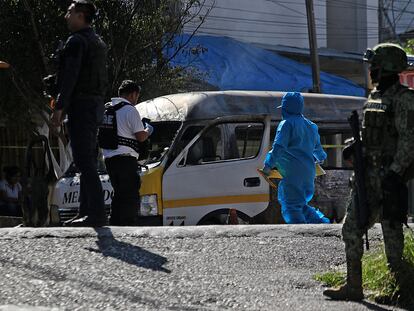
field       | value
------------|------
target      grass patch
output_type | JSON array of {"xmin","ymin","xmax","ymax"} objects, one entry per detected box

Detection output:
[
  {"xmin": 314, "ymin": 271, "xmax": 345, "ymax": 288},
  {"xmin": 315, "ymin": 230, "xmax": 414, "ymax": 306}
]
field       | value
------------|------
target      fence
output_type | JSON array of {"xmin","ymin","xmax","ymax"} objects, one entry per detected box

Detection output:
[{"xmin": 0, "ymin": 126, "xmax": 58, "ymax": 174}]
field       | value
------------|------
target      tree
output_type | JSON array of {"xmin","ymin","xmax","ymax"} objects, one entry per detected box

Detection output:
[
  {"xmin": 0, "ymin": 0, "xmax": 211, "ymax": 130},
  {"xmin": 403, "ymin": 38, "xmax": 414, "ymax": 55}
]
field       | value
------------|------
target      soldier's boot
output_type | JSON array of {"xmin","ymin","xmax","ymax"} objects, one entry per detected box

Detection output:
[{"xmin": 323, "ymin": 260, "xmax": 364, "ymax": 301}]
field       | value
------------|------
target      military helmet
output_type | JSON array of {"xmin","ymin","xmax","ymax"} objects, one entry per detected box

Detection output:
[{"xmin": 363, "ymin": 43, "xmax": 408, "ymax": 73}]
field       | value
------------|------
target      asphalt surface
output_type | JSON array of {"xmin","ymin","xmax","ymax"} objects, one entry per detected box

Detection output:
[{"xmin": 0, "ymin": 225, "xmax": 406, "ymax": 311}]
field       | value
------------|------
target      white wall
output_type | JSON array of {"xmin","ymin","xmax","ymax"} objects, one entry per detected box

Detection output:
[
  {"xmin": 326, "ymin": 0, "xmax": 378, "ymax": 53},
  {"xmin": 184, "ymin": 0, "xmax": 327, "ymax": 49}
]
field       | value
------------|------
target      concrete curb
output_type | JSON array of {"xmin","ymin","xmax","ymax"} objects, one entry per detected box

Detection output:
[{"xmin": 0, "ymin": 224, "xmax": 385, "ymax": 240}]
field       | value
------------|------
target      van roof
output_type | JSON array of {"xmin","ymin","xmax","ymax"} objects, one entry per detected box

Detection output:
[{"xmin": 137, "ymin": 91, "xmax": 366, "ymax": 129}]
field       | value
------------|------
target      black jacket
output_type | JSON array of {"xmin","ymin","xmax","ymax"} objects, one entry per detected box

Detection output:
[{"xmin": 55, "ymin": 27, "xmax": 108, "ymax": 110}]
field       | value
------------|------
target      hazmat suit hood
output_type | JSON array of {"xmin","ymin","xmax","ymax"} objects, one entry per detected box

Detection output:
[{"xmin": 278, "ymin": 92, "xmax": 304, "ymax": 119}]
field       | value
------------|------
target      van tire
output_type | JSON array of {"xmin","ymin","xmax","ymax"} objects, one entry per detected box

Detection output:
[{"xmin": 197, "ymin": 209, "xmax": 250, "ymax": 225}]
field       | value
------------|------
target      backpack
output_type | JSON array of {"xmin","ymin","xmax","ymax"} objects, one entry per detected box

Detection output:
[
  {"xmin": 98, "ymin": 102, "xmax": 151, "ymax": 161},
  {"xmin": 98, "ymin": 102, "xmax": 128, "ymax": 150}
]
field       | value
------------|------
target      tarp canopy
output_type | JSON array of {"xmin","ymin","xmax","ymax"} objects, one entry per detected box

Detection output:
[{"xmin": 165, "ymin": 34, "xmax": 365, "ymax": 97}]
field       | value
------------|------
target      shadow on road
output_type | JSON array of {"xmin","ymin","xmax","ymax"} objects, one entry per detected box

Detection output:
[
  {"xmin": 85, "ymin": 227, "xmax": 171, "ymax": 273},
  {"xmin": 0, "ymin": 256, "xmax": 169, "ymax": 308},
  {"xmin": 358, "ymin": 300, "xmax": 398, "ymax": 311}
]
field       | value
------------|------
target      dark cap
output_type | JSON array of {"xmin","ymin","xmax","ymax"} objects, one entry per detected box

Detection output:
[{"xmin": 118, "ymin": 80, "xmax": 142, "ymax": 96}]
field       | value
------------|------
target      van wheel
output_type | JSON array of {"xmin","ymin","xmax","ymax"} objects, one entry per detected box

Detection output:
[{"xmin": 197, "ymin": 210, "xmax": 250, "ymax": 225}]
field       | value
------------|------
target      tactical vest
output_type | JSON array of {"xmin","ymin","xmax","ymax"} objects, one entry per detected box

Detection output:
[
  {"xmin": 362, "ymin": 86, "xmax": 402, "ymax": 168},
  {"xmin": 72, "ymin": 31, "xmax": 108, "ymax": 98},
  {"xmin": 98, "ymin": 102, "xmax": 151, "ymax": 161}
]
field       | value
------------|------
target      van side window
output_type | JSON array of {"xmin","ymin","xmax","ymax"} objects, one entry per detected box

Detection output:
[
  {"xmin": 234, "ymin": 124, "xmax": 264, "ymax": 158},
  {"xmin": 186, "ymin": 125, "xmax": 222, "ymax": 165},
  {"xmin": 185, "ymin": 122, "xmax": 264, "ymax": 165}
]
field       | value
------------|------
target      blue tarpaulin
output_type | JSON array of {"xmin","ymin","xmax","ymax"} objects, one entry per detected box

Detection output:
[{"xmin": 165, "ymin": 34, "xmax": 365, "ymax": 97}]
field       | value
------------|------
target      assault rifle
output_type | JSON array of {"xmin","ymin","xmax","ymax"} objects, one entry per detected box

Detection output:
[{"xmin": 348, "ymin": 110, "xmax": 370, "ymax": 249}]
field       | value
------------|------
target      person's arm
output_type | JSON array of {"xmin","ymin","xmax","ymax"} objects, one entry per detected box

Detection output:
[
  {"xmin": 51, "ymin": 35, "xmax": 86, "ymax": 126},
  {"xmin": 389, "ymin": 91, "xmax": 414, "ymax": 176},
  {"xmin": 135, "ymin": 130, "xmax": 150, "ymax": 142},
  {"xmin": 313, "ymin": 124, "xmax": 327, "ymax": 164},
  {"xmin": 264, "ymin": 120, "xmax": 291, "ymax": 170}
]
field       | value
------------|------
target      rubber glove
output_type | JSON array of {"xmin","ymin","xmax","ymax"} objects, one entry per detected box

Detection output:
[{"xmin": 145, "ymin": 123, "xmax": 154, "ymax": 136}]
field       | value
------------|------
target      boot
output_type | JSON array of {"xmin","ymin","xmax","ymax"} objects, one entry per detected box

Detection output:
[{"xmin": 323, "ymin": 260, "xmax": 364, "ymax": 301}]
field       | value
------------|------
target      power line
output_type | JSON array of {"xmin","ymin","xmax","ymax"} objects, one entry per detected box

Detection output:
[
  {"xmin": 202, "ymin": 15, "xmax": 414, "ymax": 30},
  {"xmin": 185, "ymin": 28, "xmax": 380, "ymax": 40},
  {"xmin": 205, "ymin": 1, "xmax": 414, "ymax": 18},
  {"xmin": 203, "ymin": 15, "xmax": 384, "ymax": 30}
]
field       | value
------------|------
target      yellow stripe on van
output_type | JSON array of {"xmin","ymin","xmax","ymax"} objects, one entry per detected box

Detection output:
[{"xmin": 164, "ymin": 194, "xmax": 269, "ymax": 209}]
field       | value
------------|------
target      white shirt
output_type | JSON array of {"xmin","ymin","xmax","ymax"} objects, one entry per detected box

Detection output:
[
  {"xmin": 102, "ymin": 97, "xmax": 145, "ymax": 159},
  {"xmin": 0, "ymin": 180, "xmax": 22, "ymax": 200}
]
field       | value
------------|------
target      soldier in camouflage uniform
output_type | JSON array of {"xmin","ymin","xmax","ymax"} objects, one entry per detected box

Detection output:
[{"xmin": 323, "ymin": 43, "xmax": 414, "ymax": 301}]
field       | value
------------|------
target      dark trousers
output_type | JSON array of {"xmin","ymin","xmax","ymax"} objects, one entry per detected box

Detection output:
[
  {"xmin": 0, "ymin": 202, "xmax": 22, "ymax": 217},
  {"xmin": 67, "ymin": 99, "xmax": 105, "ymax": 220},
  {"xmin": 105, "ymin": 156, "xmax": 140, "ymax": 226}
]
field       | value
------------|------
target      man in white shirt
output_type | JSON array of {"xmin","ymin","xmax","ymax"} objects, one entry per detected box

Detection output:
[{"xmin": 101, "ymin": 80, "xmax": 153, "ymax": 225}]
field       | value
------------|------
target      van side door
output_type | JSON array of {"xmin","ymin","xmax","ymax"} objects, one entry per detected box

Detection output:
[{"xmin": 162, "ymin": 116, "xmax": 270, "ymax": 225}]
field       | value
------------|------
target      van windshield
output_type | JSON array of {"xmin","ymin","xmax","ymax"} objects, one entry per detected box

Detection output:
[{"xmin": 145, "ymin": 121, "xmax": 182, "ymax": 165}]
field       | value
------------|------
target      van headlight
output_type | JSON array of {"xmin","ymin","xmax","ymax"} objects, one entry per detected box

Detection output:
[{"xmin": 140, "ymin": 194, "xmax": 158, "ymax": 216}]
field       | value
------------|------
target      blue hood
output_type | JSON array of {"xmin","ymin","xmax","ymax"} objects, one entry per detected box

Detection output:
[{"xmin": 280, "ymin": 92, "xmax": 304, "ymax": 119}]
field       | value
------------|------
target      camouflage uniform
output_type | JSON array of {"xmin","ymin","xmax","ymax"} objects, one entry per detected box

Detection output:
[{"xmin": 324, "ymin": 43, "xmax": 414, "ymax": 301}]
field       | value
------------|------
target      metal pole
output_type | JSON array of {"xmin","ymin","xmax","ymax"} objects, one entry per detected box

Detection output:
[
  {"xmin": 305, "ymin": 0, "xmax": 321, "ymax": 93},
  {"xmin": 379, "ymin": 0, "xmax": 383, "ymax": 42}
]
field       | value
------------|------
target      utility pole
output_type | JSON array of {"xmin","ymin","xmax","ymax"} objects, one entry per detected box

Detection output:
[
  {"xmin": 305, "ymin": 0, "xmax": 321, "ymax": 93},
  {"xmin": 379, "ymin": 0, "xmax": 383, "ymax": 42}
]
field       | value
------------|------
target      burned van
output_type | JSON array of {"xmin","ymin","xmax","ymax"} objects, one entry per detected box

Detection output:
[{"xmin": 51, "ymin": 91, "xmax": 366, "ymax": 225}]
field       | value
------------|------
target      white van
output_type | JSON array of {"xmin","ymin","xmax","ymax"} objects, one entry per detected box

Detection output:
[{"xmin": 50, "ymin": 91, "xmax": 366, "ymax": 225}]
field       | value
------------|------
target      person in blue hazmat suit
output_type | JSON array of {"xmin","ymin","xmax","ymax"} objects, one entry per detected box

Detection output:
[{"xmin": 262, "ymin": 92, "xmax": 330, "ymax": 224}]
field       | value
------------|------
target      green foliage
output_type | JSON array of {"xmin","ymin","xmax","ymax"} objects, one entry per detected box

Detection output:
[
  {"xmin": 0, "ymin": 0, "xmax": 208, "ymax": 129},
  {"xmin": 315, "ymin": 230, "xmax": 414, "ymax": 306},
  {"xmin": 362, "ymin": 247, "xmax": 399, "ymax": 300},
  {"xmin": 403, "ymin": 39, "xmax": 414, "ymax": 55},
  {"xmin": 314, "ymin": 271, "xmax": 346, "ymax": 287}
]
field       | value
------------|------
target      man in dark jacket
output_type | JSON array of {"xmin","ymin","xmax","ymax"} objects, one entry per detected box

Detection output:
[{"xmin": 51, "ymin": 0, "xmax": 108, "ymax": 226}]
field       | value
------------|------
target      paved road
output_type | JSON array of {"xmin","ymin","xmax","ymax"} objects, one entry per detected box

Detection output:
[{"xmin": 0, "ymin": 225, "xmax": 405, "ymax": 311}]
